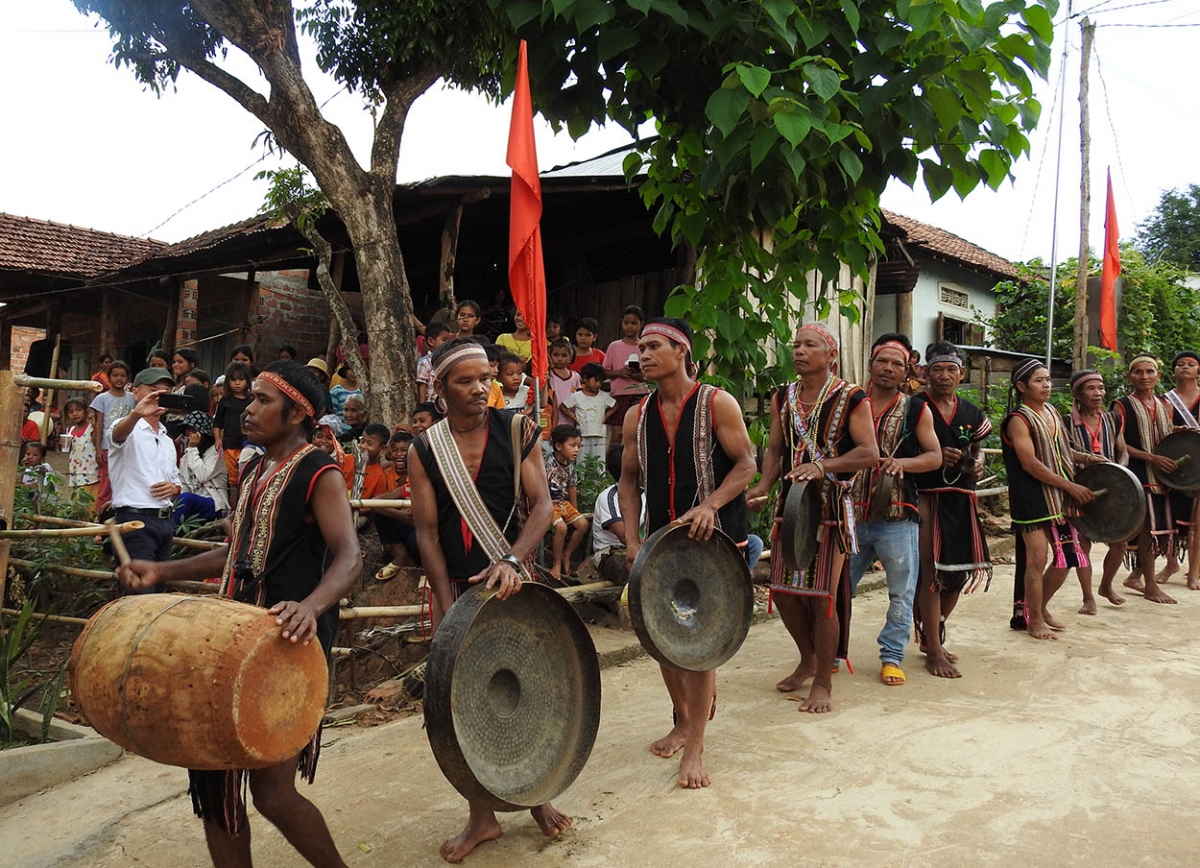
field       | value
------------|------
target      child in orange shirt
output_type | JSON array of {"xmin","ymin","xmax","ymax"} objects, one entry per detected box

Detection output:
[{"xmin": 373, "ymin": 429, "xmax": 419, "ymax": 581}]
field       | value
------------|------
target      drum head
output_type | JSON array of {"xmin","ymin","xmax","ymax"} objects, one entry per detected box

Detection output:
[
  {"xmin": 1155, "ymin": 430, "xmax": 1200, "ymax": 491},
  {"xmin": 781, "ymin": 479, "xmax": 821, "ymax": 573},
  {"xmin": 867, "ymin": 473, "xmax": 895, "ymax": 524},
  {"xmin": 1071, "ymin": 462, "xmax": 1147, "ymax": 543},
  {"xmin": 424, "ymin": 583, "xmax": 600, "ymax": 811},
  {"xmin": 627, "ymin": 524, "xmax": 753, "ymax": 672}
]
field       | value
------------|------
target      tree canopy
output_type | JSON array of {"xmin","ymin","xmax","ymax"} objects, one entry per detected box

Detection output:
[{"xmin": 1136, "ymin": 183, "xmax": 1200, "ymax": 272}]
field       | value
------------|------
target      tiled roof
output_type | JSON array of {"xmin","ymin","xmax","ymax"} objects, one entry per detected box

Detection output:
[
  {"xmin": 882, "ymin": 209, "xmax": 1019, "ymax": 280},
  {"xmin": 0, "ymin": 212, "xmax": 166, "ymax": 278}
]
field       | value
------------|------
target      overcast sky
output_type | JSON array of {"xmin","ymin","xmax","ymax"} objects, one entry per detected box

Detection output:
[{"xmin": 1, "ymin": 1, "xmax": 1197, "ymax": 268}]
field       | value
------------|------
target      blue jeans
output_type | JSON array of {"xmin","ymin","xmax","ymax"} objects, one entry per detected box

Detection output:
[
  {"xmin": 849, "ymin": 519, "xmax": 919, "ymax": 666},
  {"xmin": 745, "ymin": 533, "xmax": 764, "ymax": 571}
]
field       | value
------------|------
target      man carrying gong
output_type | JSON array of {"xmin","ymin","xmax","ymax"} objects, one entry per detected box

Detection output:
[
  {"xmin": 747, "ymin": 323, "xmax": 876, "ymax": 713},
  {"xmin": 618, "ymin": 318, "xmax": 757, "ymax": 788},
  {"xmin": 408, "ymin": 337, "xmax": 569, "ymax": 861}
]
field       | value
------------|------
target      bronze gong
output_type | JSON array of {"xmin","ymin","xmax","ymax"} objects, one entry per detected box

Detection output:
[
  {"xmin": 781, "ymin": 478, "xmax": 822, "ymax": 573},
  {"xmin": 1070, "ymin": 462, "xmax": 1146, "ymax": 543},
  {"xmin": 1154, "ymin": 430, "xmax": 1200, "ymax": 492},
  {"xmin": 627, "ymin": 524, "xmax": 753, "ymax": 672},
  {"xmin": 424, "ymin": 583, "xmax": 600, "ymax": 811},
  {"xmin": 867, "ymin": 473, "xmax": 896, "ymax": 524}
]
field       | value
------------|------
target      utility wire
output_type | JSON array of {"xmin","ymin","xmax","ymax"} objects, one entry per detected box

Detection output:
[
  {"xmin": 1090, "ymin": 41, "xmax": 1138, "ymax": 228},
  {"xmin": 1018, "ymin": 27, "xmax": 1070, "ymax": 258}
]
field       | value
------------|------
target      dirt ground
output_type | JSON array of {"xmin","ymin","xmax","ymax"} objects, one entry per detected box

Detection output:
[{"xmin": 5, "ymin": 552, "xmax": 1200, "ymax": 867}]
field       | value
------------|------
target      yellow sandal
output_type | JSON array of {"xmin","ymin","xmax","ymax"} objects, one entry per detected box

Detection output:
[
  {"xmin": 881, "ymin": 663, "xmax": 906, "ymax": 686},
  {"xmin": 374, "ymin": 561, "xmax": 403, "ymax": 582}
]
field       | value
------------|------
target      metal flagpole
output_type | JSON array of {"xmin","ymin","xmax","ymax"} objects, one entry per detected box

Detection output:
[{"xmin": 1045, "ymin": 2, "xmax": 1073, "ymax": 370}]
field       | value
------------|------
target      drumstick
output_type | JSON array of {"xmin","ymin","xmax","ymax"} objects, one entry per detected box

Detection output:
[
  {"xmin": 105, "ymin": 519, "xmax": 133, "ymax": 568},
  {"xmin": 1177, "ymin": 455, "xmax": 1192, "ymax": 467},
  {"xmin": 747, "ymin": 495, "xmax": 769, "ymax": 506}
]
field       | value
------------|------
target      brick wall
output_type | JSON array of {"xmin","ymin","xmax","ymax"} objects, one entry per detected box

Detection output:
[
  {"xmin": 11, "ymin": 326, "xmax": 44, "ymax": 374},
  {"xmin": 254, "ymin": 270, "xmax": 363, "ymax": 363}
]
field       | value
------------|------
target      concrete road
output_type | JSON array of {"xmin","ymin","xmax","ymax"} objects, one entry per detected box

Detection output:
[{"xmin": 5, "ymin": 559, "xmax": 1200, "ymax": 867}]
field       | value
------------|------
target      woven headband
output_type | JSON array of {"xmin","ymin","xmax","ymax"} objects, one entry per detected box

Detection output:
[
  {"xmin": 926, "ymin": 353, "xmax": 963, "ymax": 369},
  {"xmin": 798, "ymin": 323, "xmax": 838, "ymax": 352},
  {"xmin": 433, "ymin": 344, "xmax": 489, "ymax": 381},
  {"xmin": 257, "ymin": 371, "xmax": 315, "ymax": 420},
  {"xmin": 1072, "ymin": 372, "xmax": 1104, "ymax": 392},
  {"xmin": 640, "ymin": 322, "xmax": 692, "ymax": 353},
  {"xmin": 1012, "ymin": 357, "xmax": 1045, "ymax": 383},
  {"xmin": 1127, "ymin": 354, "xmax": 1158, "ymax": 373},
  {"xmin": 870, "ymin": 340, "xmax": 910, "ymax": 363}
]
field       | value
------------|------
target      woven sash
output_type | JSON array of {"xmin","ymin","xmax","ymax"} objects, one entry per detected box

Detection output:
[
  {"xmin": 1167, "ymin": 389, "xmax": 1200, "ymax": 429},
  {"xmin": 426, "ymin": 418, "xmax": 532, "ymax": 582}
]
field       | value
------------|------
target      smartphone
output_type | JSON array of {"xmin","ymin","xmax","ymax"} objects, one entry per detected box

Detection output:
[{"xmin": 157, "ymin": 393, "xmax": 197, "ymax": 411}]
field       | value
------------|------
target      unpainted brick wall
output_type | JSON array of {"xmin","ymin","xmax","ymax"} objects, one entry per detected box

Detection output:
[
  {"xmin": 254, "ymin": 270, "xmax": 362, "ymax": 362},
  {"xmin": 11, "ymin": 326, "xmax": 45, "ymax": 374}
]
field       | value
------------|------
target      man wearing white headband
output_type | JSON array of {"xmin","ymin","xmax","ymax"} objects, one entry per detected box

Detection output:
[
  {"xmin": 408, "ymin": 336, "xmax": 569, "ymax": 860},
  {"xmin": 618, "ymin": 317, "xmax": 756, "ymax": 788},
  {"xmin": 747, "ymin": 322, "xmax": 877, "ymax": 713}
]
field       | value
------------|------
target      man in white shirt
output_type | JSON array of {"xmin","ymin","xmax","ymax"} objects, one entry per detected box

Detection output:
[
  {"xmin": 109, "ymin": 367, "xmax": 183, "ymax": 574},
  {"xmin": 592, "ymin": 446, "xmax": 641, "ymax": 584}
]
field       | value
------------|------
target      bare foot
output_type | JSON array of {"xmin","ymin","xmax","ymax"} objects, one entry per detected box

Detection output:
[
  {"xmin": 1123, "ymin": 572, "xmax": 1145, "ymax": 593},
  {"xmin": 1026, "ymin": 618, "xmax": 1058, "ymax": 641},
  {"xmin": 925, "ymin": 654, "xmax": 962, "ymax": 678},
  {"xmin": 1043, "ymin": 611, "xmax": 1066, "ymax": 631},
  {"xmin": 1156, "ymin": 564, "xmax": 1178, "ymax": 584},
  {"xmin": 677, "ymin": 749, "xmax": 711, "ymax": 788},
  {"xmin": 550, "ymin": 563, "xmax": 562, "ymax": 580},
  {"xmin": 1143, "ymin": 584, "xmax": 1178, "ymax": 604},
  {"xmin": 1188, "ymin": 576, "xmax": 1200, "ymax": 591},
  {"xmin": 1078, "ymin": 598, "xmax": 1098, "ymax": 615},
  {"xmin": 1100, "ymin": 585, "xmax": 1126, "ymax": 606},
  {"xmin": 530, "ymin": 803, "xmax": 572, "ymax": 838},
  {"xmin": 775, "ymin": 662, "xmax": 815, "ymax": 693},
  {"xmin": 798, "ymin": 683, "xmax": 833, "ymax": 713},
  {"xmin": 649, "ymin": 725, "xmax": 686, "ymax": 758},
  {"xmin": 440, "ymin": 814, "xmax": 503, "ymax": 863}
]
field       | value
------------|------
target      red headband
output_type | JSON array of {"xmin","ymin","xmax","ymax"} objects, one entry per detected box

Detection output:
[
  {"xmin": 871, "ymin": 340, "xmax": 910, "ymax": 363},
  {"xmin": 257, "ymin": 371, "xmax": 315, "ymax": 420},
  {"xmin": 640, "ymin": 322, "xmax": 692, "ymax": 353},
  {"xmin": 798, "ymin": 323, "xmax": 838, "ymax": 352}
]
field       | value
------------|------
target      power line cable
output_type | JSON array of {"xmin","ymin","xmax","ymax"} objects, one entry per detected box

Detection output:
[
  {"xmin": 1090, "ymin": 40, "xmax": 1138, "ymax": 229},
  {"xmin": 1018, "ymin": 25, "xmax": 1071, "ymax": 259}
]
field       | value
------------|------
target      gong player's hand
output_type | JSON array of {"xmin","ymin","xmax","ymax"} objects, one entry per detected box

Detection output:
[
  {"xmin": 269, "ymin": 600, "xmax": 319, "ymax": 645},
  {"xmin": 1151, "ymin": 454, "xmax": 1179, "ymax": 475},
  {"xmin": 786, "ymin": 463, "xmax": 824, "ymax": 483},
  {"xmin": 941, "ymin": 447, "xmax": 963, "ymax": 469},
  {"xmin": 1067, "ymin": 483, "xmax": 1097, "ymax": 505},
  {"xmin": 470, "ymin": 561, "xmax": 523, "ymax": 600},
  {"xmin": 116, "ymin": 559, "xmax": 161, "ymax": 592},
  {"xmin": 678, "ymin": 502, "xmax": 719, "ymax": 541},
  {"xmin": 879, "ymin": 457, "xmax": 905, "ymax": 477}
]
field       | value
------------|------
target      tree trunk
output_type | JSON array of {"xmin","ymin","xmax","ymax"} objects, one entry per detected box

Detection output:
[{"xmin": 299, "ymin": 225, "xmax": 369, "ymax": 406}]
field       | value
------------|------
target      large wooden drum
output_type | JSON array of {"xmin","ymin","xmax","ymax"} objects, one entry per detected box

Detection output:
[{"xmin": 70, "ymin": 594, "xmax": 328, "ymax": 770}]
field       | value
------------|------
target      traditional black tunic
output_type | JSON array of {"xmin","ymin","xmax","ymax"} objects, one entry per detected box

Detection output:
[
  {"xmin": 850, "ymin": 394, "xmax": 926, "ymax": 523},
  {"xmin": 1166, "ymin": 389, "xmax": 1200, "ymax": 541}
]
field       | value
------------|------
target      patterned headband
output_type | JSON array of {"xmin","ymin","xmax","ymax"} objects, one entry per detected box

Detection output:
[
  {"xmin": 1072, "ymin": 372, "xmax": 1104, "ymax": 393},
  {"xmin": 926, "ymin": 353, "xmax": 964, "ymax": 368},
  {"xmin": 798, "ymin": 322, "xmax": 838, "ymax": 352},
  {"xmin": 1012, "ymin": 357, "xmax": 1045, "ymax": 383},
  {"xmin": 870, "ymin": 340, "xmax": 910, "ymax": 363},
  {"xmin": 640, "ymin": 322, "xmax": 692, "ymax": 353},
  {"xmin": 1127, "ymin": 354, "xmax": 1158, "ymax": 373},
  {"xmin": 432, "ymin": 344, "xmax": 489, "ymax": 381},
  {"xmin": 257, "ymin": 371, "xmax": 315, "ymax": 419}
]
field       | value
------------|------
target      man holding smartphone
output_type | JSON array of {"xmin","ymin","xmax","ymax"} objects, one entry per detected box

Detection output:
[{"xmin": 109, "ymin": 367, "xmax": 183, "ymax": 580}]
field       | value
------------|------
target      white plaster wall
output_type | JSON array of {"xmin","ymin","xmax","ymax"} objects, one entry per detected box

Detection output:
[{"xmin": 907, "ymin": 259, "xmax": 998, "ymax": 360}]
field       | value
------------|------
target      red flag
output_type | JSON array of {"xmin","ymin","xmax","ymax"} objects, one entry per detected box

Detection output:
[
  {"xmin": 1099, "ymin": 169, "xmax": 1120, "ymax": 352},
  {"xmin": 507, "ymin": 40, "xmax": 548, "ymax": 382}
]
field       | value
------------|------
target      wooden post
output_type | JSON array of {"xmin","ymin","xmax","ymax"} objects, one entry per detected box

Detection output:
[
  {"xmin": 0, "ymin": 371, "xmax": 25, "ymax": 608},
  {"xmin": 1073, "ymin": 16, "xmax": 1094, "ymax": 370},
  {"xmin": 897, "ymin": 292, "xmax": 914, "ymax": 339}
]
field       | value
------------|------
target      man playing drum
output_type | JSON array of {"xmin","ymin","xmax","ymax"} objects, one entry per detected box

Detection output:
[
  {"xmin": 847, "ymin": 334, "xmax": 942, "ymax": 686},
  {"xmin": 910, "ymin": 343, "xmax": 993, "ymax": 677},
  {"xmin": 118, "ymin": 360, "xmax": 362, "ymax": 868},
  {"xmin": 618, "ymin": 318, "xmax": 756, "ymax": 787},
  {"xmin": 1112, "ymin": 354, "xmax": 1179, "ymax": 604},
  {"xmin": 747, "ymin": 323, "xmax": 876, "ymax": 712},
  {"xmin": 408, "ymin": 337, "xmax": 569, "ymax": 861},
  {"xmin": 1002, "ymin": 359, "xmax": 1100, "ymax": 640},
  {"xmin": 1068, "ymin": 370, "xmax": 1129, "ymax": 611}
]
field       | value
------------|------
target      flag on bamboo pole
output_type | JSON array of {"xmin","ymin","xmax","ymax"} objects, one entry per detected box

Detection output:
[
  {"xmin": 507, "ymin": 39, "xmax": 548, "ymax": 382},
  {"xmin": 1099, "ymin": 169, "xmax": 1120, "ymax": 352}
]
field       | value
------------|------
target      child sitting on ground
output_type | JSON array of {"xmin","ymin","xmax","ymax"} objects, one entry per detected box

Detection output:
[
  {"xmin": 343, "ymin": 422, "xmax": 392, "ymax": 501},
  {"xmin": 175, "ymin": 411, "xmax": 229, "ymax": 526},
  {"xmin": 373, "ymin": 429, "xmax": 421, "ymax": 581},
  {"xmin": 560, "ymin": 362, "xmax": 617, "ymax": 462},
  {"xmin": 19, "ymin": 440, "xmax": 57, "ymax": 502},
  {"xmin": 63, "ymin": 398, "xmax": 100, "ymax": 513},
  {"xmin": 545, "ymin": 424, "xmax": 590, "ymax": 579}
]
